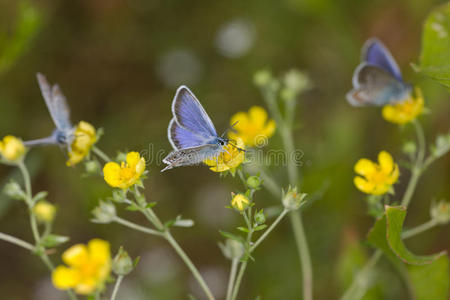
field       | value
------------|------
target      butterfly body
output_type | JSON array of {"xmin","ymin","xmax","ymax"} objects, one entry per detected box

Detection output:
[
  {"xmin": 162, "ymin": 86, "xmax": 229, "ymax": 172},
  {"xmin": 24, "ymin": 73, "xmax": 75, "ymax": 150},
  {"xmin": 347, "ymin": 38, "xmax": 412, "ymax": 106}
]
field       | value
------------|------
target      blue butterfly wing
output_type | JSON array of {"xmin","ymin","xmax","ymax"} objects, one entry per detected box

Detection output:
[
  {"xmin": 347, "ymin": 64, "xmax": 411, "ymax": 106},
  {"xmin": 168, "ymin": 118, "xmax": 211, "ymax": 150},
  {"xmin": 171, "ymin": 86, "xmax": 217, "ymax": 140},
  {"xmin": 362, "ymin": 38, "xmax": 403, "ymax": 81},
  {"xmin": 37, "ymin": 73, "xmax": 73, "ymax": 132}
]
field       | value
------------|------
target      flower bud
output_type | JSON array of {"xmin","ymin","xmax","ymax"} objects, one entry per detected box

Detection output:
[
  {"xmin": 246, "ymin": 176, "xmax": 261, "ymax": 190},
  {"xmin": 282, "ymin": 186, "xmax": 307, "ymax": 211},
  {"xmin": 0, "ymin": 135, "xmax": 26, "ymax": 163},
  {"xmin": 282, "ymin": 70, "xmax": 311, "ymax": 98},
  {"xmin": 92, "ymin": 201, "xmax": 116, "ymax": 223},
  {"xmin": 231, "ymin": 193, "xmax": 249, "ymax": 211},
  {"xmin": 430, "ymin": 200, "xmax": 450, "ymax": 225},
  {"xmin": 3, "ymin": 180, "xmax": 26, "ymax": 201},
  {"xmin": 253, "ymin": 70, "xmax": 272, "ymax": 87},
  {"xmin": 33, "ymin": 201, "xmax": 56, "ymax": 223},
  {"xmin": 402, "ymin": 141, "xmax": 417, "ymax": 156},
  {"xmin": 112, "ymin": 246, "xmax": 134, "ymax": 276},
  {"xmin": 254, "ymin": 209, "xmax": 266, "ymax": 225},
  {"xmin": 84, "ymin": 160, "xmax": 101, "ymax": 174},
  {"xmin": 219, "ymin": 239, "xmax": 245, "ymax": 260}
]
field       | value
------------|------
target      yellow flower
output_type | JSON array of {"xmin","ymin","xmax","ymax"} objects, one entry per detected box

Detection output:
[
  {"xmin": 67, "ymin": 121, "xmax": 97, "ymax": 166},
  {"xmin": 52, "ymin": 239, "xmax": 111, "ymax": 295},
  {"xmin": 382, "ymin": 87, "xmax": 424, "ymax": 125},
  {"xmin": 0, "ymin": 135, "xmax": 26, "ymax": 163},
  {"xmin": 228, "ymin": 106, "xmax": 276, "ymax": 147},
  {"xmin": 103, "ymin": 152, "xmax": 146, "ymax": 189},
  {"xmin": 204, "ymin": 138, "xmax": 245, "ymax": 172},
  {"xmin": 353, "ymin": 151, "xmax": 400, "ymax": 195},
  {"xmin": 231, "ymin": 194, "xmax": 249, "ymax": 211},
  {"xmin": 33, "ymin": 201, "xmax": 56, "ymax": 223}
]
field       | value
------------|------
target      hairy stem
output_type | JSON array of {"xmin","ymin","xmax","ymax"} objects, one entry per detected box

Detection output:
[
  {"xmin": 92, "ymin": 146, "xmax": 112, "ymax": 162},
  {"xmin": 110, "ymin": 275, "xmax": 124, "ymax": 300},
  {"xmin": 225, "ymin": 259, "xmax": 239, "ymax": 300},
  {"xmin": 0, "ymin": 232, "xmax": 34, "ymax": 250}
]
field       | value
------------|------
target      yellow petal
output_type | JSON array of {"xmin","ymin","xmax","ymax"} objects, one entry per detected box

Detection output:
[
  {"xmin": 103, "ymin": 162, "xmax": 121, "ymax": 188},
  {"xmin": 378, "ymin": 151, "xmax": 394, "ymax": 174},
  {"xmin": 62, "ymin": 244, "xmax": 89, "ymax": 267},
  {"xmin": 354, "ymin": 159, "xmax": 376, "ymax": 176},
  {"xmin": 77, "ymin": 121, "xmax": 96, "ymax": 137},
  {"xmin": 354, "ymin": 176, "xmax": 375, "ymax": 194},
  {"xmin": 248, "ymin": 106, "xmax": 268, "ymax": 126},
  {"xmin": 52, "ymin": 266, "xmax": 81, "ymax": 290},
  {"xmin": 387, "ymin": 164, "xmax": 400, "ymax": 184},
  {"xmin": 88, "ymin": 239, "xmax": 111, "ymax": 266},
  {"xmin": 126, "ymin": 152, "xmax": 141, "ymax": 167},
  {"xmin": 74, "ymin": 283, "xmax": 97, "ymax": 295},
  {"xmin": 371, "ymin": 184, "xmax": 390, "ymax": 195},
  {"xmin": 262, "ymin": 119, "xmax": 276, "ymax": 138},
  {"xmin": 135, "ymin": 157, "xmax": 146, "ymax": 176}
]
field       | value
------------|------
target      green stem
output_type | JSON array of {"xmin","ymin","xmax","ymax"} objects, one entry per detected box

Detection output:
[
  {"xmin": 92, "ymin": 146, "xmax": 112, "ymax": 162},
  {"xmin": 251, "ymin": 209, "xmax": 288, "ymax": 252},
  {"xmin": 0, "ymin": 232, "xmax": 34, "ymax": 250},
  {"xmin": 225, "ymin": 259, "xmax": 239, "ymax": 300},
  {"xmin": 163, "ymin": 231, "xmax": 215, "ymax": 300},
  {"xmin": 413, "ymin": 120, "xmax": 426, "ymax": 166},
  {"xmin": 110, "ymin": 275, "xmax": 124, "ymax": 300},
  {"xmin": 231, "ymin": 261, "xmax": 248, "ymax": 300},
  {"xmin": 113, "ymin": 216, "xmax": 162, "ymax": 236},
  {"xmin": 402, "ymin": 219, "xmax": 438, "ymax": 239}
]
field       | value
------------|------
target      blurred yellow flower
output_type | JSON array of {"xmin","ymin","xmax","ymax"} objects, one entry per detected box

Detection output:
[
  {"xmin": 52, "ymin": 239, "xmax": 111, "ymax": 295},
  {"xmin": 354, "ymin": 151, "xmax": 399, "ymax": 195},
  {"xmin": 382, "ymin": 88, "xmax": 424, "ymax": 125},
  {"xmin": 33, "ymin": 201, "xmax": 56, "ymax": 223},
  {"xmin": 67, "ymin": 121, "xmax": 97, "ymax": 166},
  {"xmin": 228, "ymin": 106, "xmax": 276, "ymax": 147},
  {"xmin": 204, "ymin": 138, "xmax": 245, "ymax": 172},
  {"xmin": 231, "ymin": 194, "xmax": 249, "ymax": 211},
  {"xmin": 0, "ymin": 135, "xmax": 26, "ymax": 163},
  {"xmin": 103, "ymin": 152, "xmax": 145, "ymax": 189}
]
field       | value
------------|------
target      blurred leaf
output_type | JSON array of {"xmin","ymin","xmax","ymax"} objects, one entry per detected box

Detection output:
[
  {"xmin": 408, "ymin": 255, "xmax": 449, "ymax": 300},
  {"xmin": 0, "ymin": 0, "xmax": 41, "ymax": 75},
  {"xmin": 254, "ymin": 224, "xmax": 267, "ymax": 232},
  {"xmin": 419, "ymin": 3, "xmax": 450, "ymax": 89},
  {"xmin": 367, "ymin": 206, "xmax": 445, "ymax": 265},
  {"xmin": 219, "ymin": 230, "xmax": 243, "ymax": 242},
  {"xmin": 40, "ymin": 234, "xmax": 69, "ymax": 248}
]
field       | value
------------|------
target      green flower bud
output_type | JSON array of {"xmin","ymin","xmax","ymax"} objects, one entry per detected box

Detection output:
[
  {"xmin": 282, "ymin": 69, "xmax": 311, "ymax": 97},
  {"xmin": 402, "ymin": 141, "xmax": 417, "ymax": 156},
  {"xmin": 246, "ymin": 176, "xmax": 261, "ymax": 190},
  {"xmin": 84, "ymin": 160, "xmax": 101, "ymax": 174},
  {"xmin": 430, "ymin": 200, "xmax": 450, "ymax": 225},
  {"xmin": 91, "ymin": 200, "xmax": 116, "ymax": 224},
  {"xmin": 254, "ymin": 209, "xmax": 266, "ymax": 225},
  {"xmin": 3, "ymin": 180, "xmax": 26, "ymax": 201},
  {"xmin": 112, "ymin": 246, "xmax": 134, "ymax": 276},
  {"xmin": 282, "ymin": 186, "xmax": 307, "ymax": 211},
  {"xmin": 253, "ymin": 70, "xmax": 272, "ymax": 87}
]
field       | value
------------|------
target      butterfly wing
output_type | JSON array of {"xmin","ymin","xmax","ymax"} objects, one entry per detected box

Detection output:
[
  {"xmin": 161, "ymin": 144, "xmax": 223, "ymax": 172},
  {"xmin": 168, "ymin": 118, "xmax": 212, "ymax": 150},
  {"xmin": 362, "ymin": 38, "xmax": 403, "ymax": 81},
  {"xmin": 36, "ymin": 73, "xmax": 73, "ymax": 132},
  {"xmin": 347, "ymin": 64, "xmax": 411, "ymax": 106},
  {"xmin": 171, "ymin": 86, "xmax": 217, "ymax": 140}
]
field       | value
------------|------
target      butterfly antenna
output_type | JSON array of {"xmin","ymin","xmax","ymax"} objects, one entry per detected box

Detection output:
[
  {"xmin": 221, "ymin": 120, "xmax": 240, "ymax": 138},
  {"xmin": 228, "ymin": 140, "xmax": 246, "ymax": 153}
]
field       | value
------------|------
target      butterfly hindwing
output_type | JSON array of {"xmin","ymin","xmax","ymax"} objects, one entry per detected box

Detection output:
[
  {"xmin": 347, "ymin": 64, "xmax": 411, "ymax": 106},
  {"xmin": 171, "ymin": 86, "xmax": 217, "ymax": 139},
  {"xmin": 161, "ymin": 144, "xmax": 223, "ymax": 172}
]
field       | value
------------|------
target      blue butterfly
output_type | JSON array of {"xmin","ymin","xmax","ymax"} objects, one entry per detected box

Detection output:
[
  {"xmin": 347, "ymin": 38, "xmax": 412, "ymax": 106},
  {"xmin": 162, "ymin": 86, "xmax": 234, "ymax": 172},
  {"xmin": 24, "ymin": 73, "xmax": 75, "ymax": 150}
]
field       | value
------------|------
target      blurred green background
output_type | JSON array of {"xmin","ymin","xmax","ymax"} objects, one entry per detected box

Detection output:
[{"xmin": 0, "ymin": 0, "xmax": 449, "ymax": 299}]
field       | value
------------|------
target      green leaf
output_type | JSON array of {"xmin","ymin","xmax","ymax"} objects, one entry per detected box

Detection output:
[
  {"xmin": 125, "ymin": 204, "xmax": 140, "ymax": 211},
  {"xmin": 419, "ymin": 2, "xmax": 450, "ymax": 89},
  {"xmin": 146, "ymin": 202, "xmax": 157, "ymax": 208},
  {"xmin": 408, "ymin": 255, "xmax": 449, "ymax": 300},
  {"xmin": 219, "ymin": 230, "xmax": 242, "ymax": 242},
  {"xmin": 367, "ymin": 206, "xmax": 446, "ymax": 265},
  {"xmin": 237, "ymin": 226, "xmax": 249, "ymax": 233},
  {"xmin": 40, "ymin": 234, "xmax": 69, "ymax": 247},
  {"xmin": 32, "ymin": 191, "xmax": 48, "ymax": 203},
  {"xmin": 254, "ymin": 224, "xmax": 268, "ymax": 232}
]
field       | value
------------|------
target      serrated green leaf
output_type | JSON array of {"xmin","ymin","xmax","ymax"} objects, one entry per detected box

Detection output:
[
  {"xmin": 367, "ymin": 206, "xmax": 446, "ymax": 265},
  {"xmin": 408, "ymin": 254, "xmax": 449, "ymax": 300},
  {"xmin": 419, "ymin": 3, "xmax": 450, "ymax": 89},
  {"xmin": 40, "ymin": 234, "xmax": 69, "ymax": 248}
]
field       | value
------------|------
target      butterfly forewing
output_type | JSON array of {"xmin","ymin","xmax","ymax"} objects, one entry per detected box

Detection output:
[
  {"xmin": 362, "ymin": 38, "xmax": 403, "ymax": 81},
  {"xmin": 168, "ymin": 118, "xmax": 211, "ymax": 150},
  {"xmin": 172, "ymin": 86, "xmax": 217, "ymax": 139}
]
